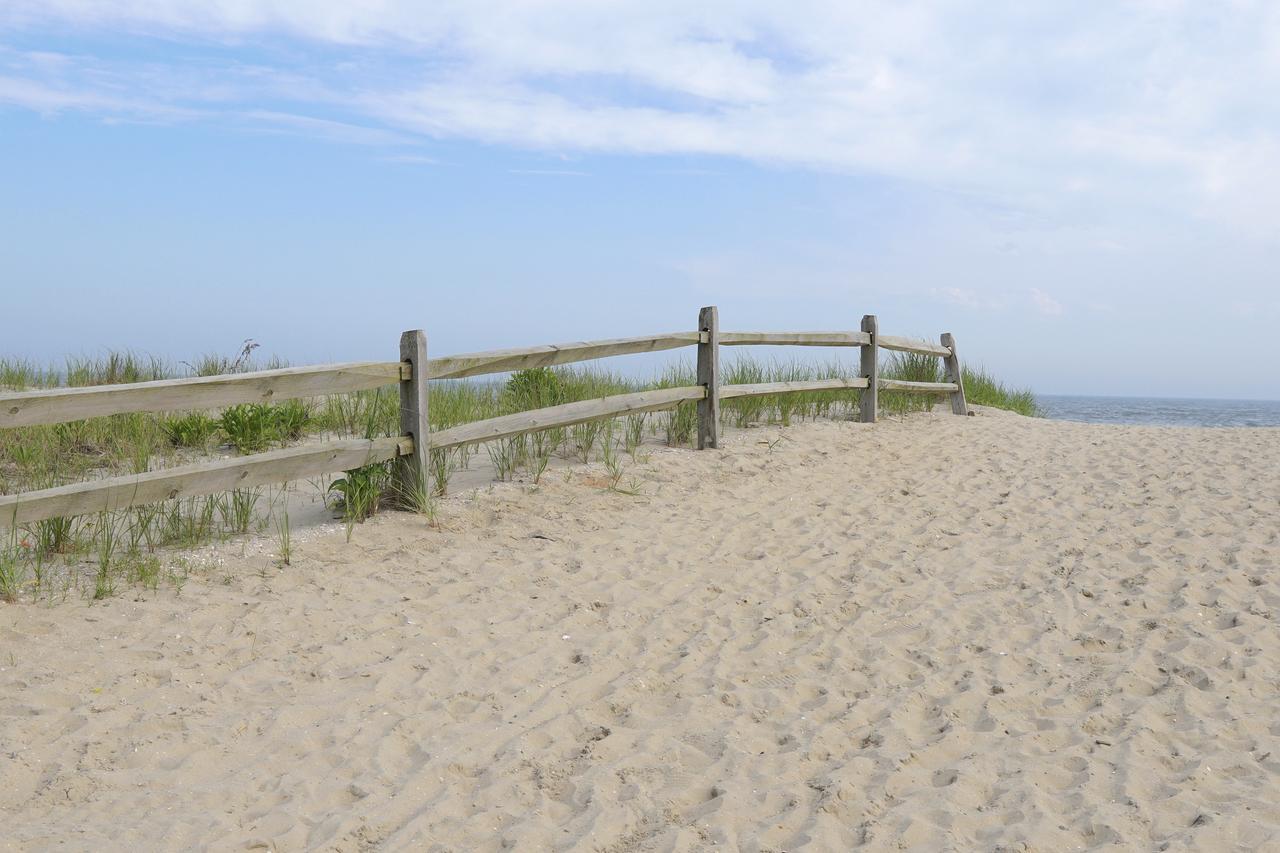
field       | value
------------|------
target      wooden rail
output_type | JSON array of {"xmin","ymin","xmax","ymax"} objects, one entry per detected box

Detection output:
[
  {"xmin": 0, "ymin": 437, "xmax": 410, "ymax": 526},
  {"xmin": 720, "ymin": 378, "xmax": 869, "ymax": 399},
  {"xmin": 426, "ymin": 332, "xmax": 702, "ymax": 380},
  {"xmin": 877, "ymin": 335, "xmax": 952, "ymax": 358},
  {"xmin": 0, "ymin": 307, "xmax": 972, "ymax": 527},
  {"xmin": 877, "ymin": 379, "xmax": 960, "ymax": 393},
  {"xmin": 431, "ymin": 386, "xmax": 705, "ymax": 450},
  {"xmin": 0, "ymin": 363, "xmax": 405, "ymax": 429},
  {"xmin": 719, "ymin": 332, "xmax": 870, "ymax": 347}
]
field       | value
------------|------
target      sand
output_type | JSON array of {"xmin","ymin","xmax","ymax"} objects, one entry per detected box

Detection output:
[{"xmin": 2, "ymin": 408, "xmax": 1279, "ymax": 851}]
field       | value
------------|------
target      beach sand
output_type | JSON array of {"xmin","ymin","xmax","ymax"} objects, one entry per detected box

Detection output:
[{"xmin": 3, "ymin": 409, "xmax": 1279, "ymax": 851}]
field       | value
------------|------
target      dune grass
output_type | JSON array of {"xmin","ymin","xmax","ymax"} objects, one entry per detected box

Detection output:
[{"xmin": 0, "ymin": 345, "xmax": 1037, "ymax": 601}]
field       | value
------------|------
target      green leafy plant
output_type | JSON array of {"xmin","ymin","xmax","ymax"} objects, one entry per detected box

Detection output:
[
  {"xmin": 92, "ymin": 512, "xmax": 120, "ymax": 601},
  {"xmin": 33, "ymin": 515, "xmax": 77, "ymax": 555},
  {"xmin": 487, "ymin": 438, "xmax": 521, "ymax": 481},
  {"xmin": 624, "ymin": 413, "xmax": 646, "ymax": 459},
  {"xmin": 273, "ymin": 506, "xmax": 292, "ymax": 566},
  {"xmin": 218, "ymin": 488, "xmax": 260, "ymax": 534},
  {"xmin": 328, "ymin": 461, "xmax": 392, "ymax": 538},
  {"xmin": 0, "ymin": 537, "xmax": 27, "ymax": 603},
  {"xmin": 273, "ymin": 399, "xmax": 312, "ymax": 442},
  {"xmin": 219, "ymin": 404, "xmax": 278, "ymax": 454},
  {"xmin": 161, "ymin": 412, "xmax": 220, "ymax": 449}
]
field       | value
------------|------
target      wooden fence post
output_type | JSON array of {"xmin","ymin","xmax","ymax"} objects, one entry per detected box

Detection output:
[
  {"xmin": 398, "ymin": 330, "xmax": 430, "ymax": 498},
  {"xmin": 940, "ymin": 332, "xmax": 968, "ymax": 415},
  {"xmin": 859, "ymin": 314, "xmax": 878, "ymax": 423},
  {"xmin": 696, "ymin": 305, "xmax": 720, "ymax": 449}
]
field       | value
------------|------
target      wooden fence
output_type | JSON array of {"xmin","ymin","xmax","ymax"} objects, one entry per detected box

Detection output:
[{"xmin": 0, "ymin": 309, "xmax": 967, "ymax": 526}]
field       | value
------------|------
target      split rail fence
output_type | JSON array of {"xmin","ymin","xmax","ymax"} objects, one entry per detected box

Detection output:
[{"xmin": 0, "ymin": 309, "xmax": 967, "ymax": 527}]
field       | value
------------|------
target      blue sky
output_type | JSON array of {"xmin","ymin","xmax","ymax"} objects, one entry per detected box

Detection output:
[{"xmin": 2, "ymin": 2, "xmax": 1279, "ymax": 398}]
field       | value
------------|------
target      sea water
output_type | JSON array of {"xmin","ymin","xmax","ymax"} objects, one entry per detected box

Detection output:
[{"xmin": 1039, "ymin": 395, "xmax": 1280, "ymax": 428}]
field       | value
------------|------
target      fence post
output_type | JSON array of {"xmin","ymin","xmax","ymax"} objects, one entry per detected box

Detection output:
[
  {"xmin": 940, "ymin": 332, "xmax": 968, "ymax": 415},
  {"xmin": 859, "ymin": 314, "xmax": 878, "ymax": 423},
  {"xmin": 696, "ymin": 305, "xmax": 720, "ymax": 449},
  {"xmin": 398, "ymin": 330, "xmax": 430, "ymax": 499}
]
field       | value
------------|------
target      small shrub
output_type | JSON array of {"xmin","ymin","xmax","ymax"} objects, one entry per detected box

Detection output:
[
  {"xmin": 162, "ymin": 412, "xmax": 220, "ymax": 449},
  {"xmin": 504, "ymin": 367, "xmax": 564, "ymax": 410},
  {"xmin": 0, "ymin": 542, "xmax": 26, "ymax": 603},
  {"xmin": 328, "ymin": 461, "xmax": 392, "ymax": 536},
  {"xmin": 220, "ymin": 404, "xmax": 278, "ymax": 453},
  {"xmin": 273, "ymin": 399, "xmax": 312, "ymax": 442}
]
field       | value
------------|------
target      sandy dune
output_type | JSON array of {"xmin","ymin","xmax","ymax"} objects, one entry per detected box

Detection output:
[{"xmin": 3, "ymin": 409, "xmax": 1279, "ymax": 851}]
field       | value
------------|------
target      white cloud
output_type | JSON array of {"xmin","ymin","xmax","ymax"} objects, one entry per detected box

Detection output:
[
  {"xmin": 932, "ymin": 287, "xmax": 981, "ymax": 309},
  {"xmin": 1029, "ymin": 288, "xmax": 1064, "ymax": 316},
  {"xmin": 2, "ymin": 2, "xmax": 1279, "ymax": 234}
]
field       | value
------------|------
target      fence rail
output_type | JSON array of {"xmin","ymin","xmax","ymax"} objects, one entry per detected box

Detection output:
[
  {"xmin": 431, "ymin": 386, "xmax": 707, "ymax": 450},
  {"xmin": 1, "ymin": 309, "xmax": 969, "ymax": 527},
  {"xmin": 426, "ymin": 332, "xmax": 702, "ymax": 380},
  {"xmin": 0, "ymin": 363, "xmax": 406, "ymax": 429},
  {"xmin": 719, "ymin": 377, "xmax": 871, "ymax": 399},
  {"xmin": 876, "ymin": 335, "xmax": 953, "ymax": 357},
  {"xmin": 718, "ymin": 332, "xmax": 870, "ymax": 347},
  {"xmin": 0, "ymin": 437, "xmax": 410, "ymax": 526}
]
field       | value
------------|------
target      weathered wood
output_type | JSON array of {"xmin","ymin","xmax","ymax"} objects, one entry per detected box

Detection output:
[
  {"xmin": 719, "ymin": 331, "xmax": 871, "ymax": 347},
  {"xmin": 860, "ymin": 315, "xmax": 878, "ymax": 423},
  {"xmin": 696, "ymin": 306, "xmax": 720, "ymax": 450},
  {"xmin": 0, "ymin": 437, "xmax": 411, "ymax": 527},
  {"xmin": 426, "ymin": 333, "xmax": 701, "ymax": 380},
  {"xmin": 877, "ymin": 379, "xmax": 960, "ymax": 392},
  {"xmin": 877, "ymin": 335, "xmax": 952, "ymax": 357},
  {"xmin": 0, "ymin": 363, "xmax": 403, "ymax": 429},
  {"xmin": 940, "ymin": 333, "xmax": 968, "ymax": 415},
  {"xmin": 431, "ymin": 386, "xmax": 705, "ymax": 450},
  {"xmin": 397, "ymin": 331, "xmax": 430, "ymax": 498},
  {"xmin": 720, "ymin": 377, "xmax": 870, "ymax": 399}
]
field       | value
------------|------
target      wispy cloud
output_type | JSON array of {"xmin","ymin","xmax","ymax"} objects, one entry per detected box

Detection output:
[
  {"xmin": 1029, "ymin": 288, "xmax": 1064, "ymax": 317},
  {"xmin": 3, "ymin": 2, "xmax": 1279, "ymax": 235},
  {"xmin": 508, "ymin": 168, "xmax": 589, "ymax": 177}
]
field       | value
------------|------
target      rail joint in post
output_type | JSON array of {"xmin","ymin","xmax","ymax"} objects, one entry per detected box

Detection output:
[
  {"xmin": 696, "ymin": 306, "xmax": 721, "ymax": 449},
  {"xmin": 859, "ymin": 314, "xmax": 878, "ymax": 423},
  {"xmin": 398, "ymin": 330, "xmax": 430, "ymax": 501}
]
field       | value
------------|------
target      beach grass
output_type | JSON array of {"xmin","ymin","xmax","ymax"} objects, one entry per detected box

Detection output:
[{"xmin": 0, "ymin": 346, "xmax": 1037, "ymax": 600}]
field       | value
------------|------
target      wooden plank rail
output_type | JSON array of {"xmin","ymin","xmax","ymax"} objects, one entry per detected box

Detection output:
[
  {"xmin": 719, "ymin": 331, "xmax": 871, "ymax": 347},
  {"xmin": 720, "ymin": 378, "xmax": 869, "ymax": 399},
  {"xmin": 431, "ymin": 386, "xmax": 705, "ymax": 450},
  {"xmin": 877, "ymin": 379, "xmax": 960, "ymax": 392},
  {"xmin": 877, "ymin": 335, "xmax": 953, "ymax": 358},
  {"xmin": 426, "ymin": 333, "xmax": 701, "ymax": 380},
  {"xmin": 0, "ymin": 362, "xmax": 405, "ymax": 429},
  {"xmin": 0, "ymin": 437, "xmax": 412, "ymax": 527}
]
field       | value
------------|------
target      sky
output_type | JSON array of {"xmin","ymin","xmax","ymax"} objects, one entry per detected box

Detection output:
[{"xmin": 2, "ymin": 2, "xmax": 1279, "ymax": 399}]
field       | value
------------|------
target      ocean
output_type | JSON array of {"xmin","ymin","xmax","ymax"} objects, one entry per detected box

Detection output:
[{"xmin": 1038, "ymin": 395, "xmax": 1280, "ymax": 428}]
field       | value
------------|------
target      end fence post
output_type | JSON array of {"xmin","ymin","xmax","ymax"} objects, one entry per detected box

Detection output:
[
  {"xmin": 696, "ymin": 305, "xmax": 720, "ymax": 449},
  {"xmin": 398, "ymin": 330, "xmax": 430, "ymax": 498},
  {"xmin": 859, "ymin": 314, "xmax": 878, "ymax": 423},
  {"xmin": 940, "ymin": 332, "xmax": 968, "ymax": 415}
]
